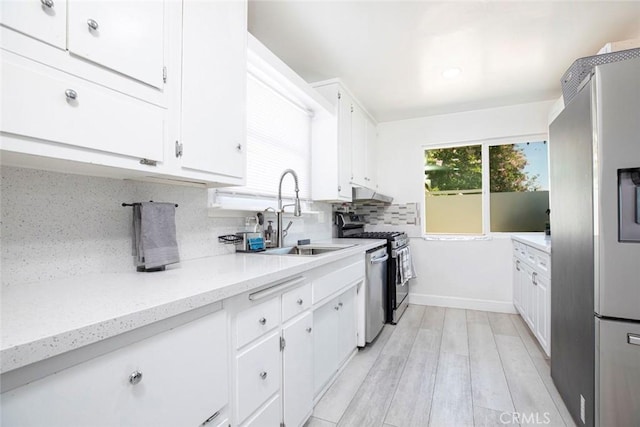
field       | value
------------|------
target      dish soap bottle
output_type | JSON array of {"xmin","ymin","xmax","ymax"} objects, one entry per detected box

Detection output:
[{"xmin": 265, "ymin": 221, "xmax": 274, "ymax": 247}]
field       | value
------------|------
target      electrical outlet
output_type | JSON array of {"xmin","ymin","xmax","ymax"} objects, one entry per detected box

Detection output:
[{"xmin": 580, "ymin": 394, "xmax": 586, "ymax": 424}]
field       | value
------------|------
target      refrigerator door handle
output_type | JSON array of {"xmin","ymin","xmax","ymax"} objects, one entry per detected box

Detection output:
[{"xmin": 628, "ymin": 333, "xmax": 640, "ymax": 346}]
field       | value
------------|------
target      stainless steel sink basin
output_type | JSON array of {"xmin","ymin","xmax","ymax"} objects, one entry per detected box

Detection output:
[{"xmin": 260, "ymin": 244, "xmax": 354, "ymax": 256}]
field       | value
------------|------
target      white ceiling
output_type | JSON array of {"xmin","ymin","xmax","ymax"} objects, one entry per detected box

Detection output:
[{"xmin": 248, "ymin": 1, "xmax": 640, "ymax": 122}]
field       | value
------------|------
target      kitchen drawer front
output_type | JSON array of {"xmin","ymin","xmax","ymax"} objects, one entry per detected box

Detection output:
[
  {"xmin": 67, "ymin": 0, "xmax": 165, "ymax": 89},
  {"xmin": 236, "ymin": 332, "xmax": 281, "ymax": 424},
  {"xmin": 236, "ymin": 296, "xmax": 280, "ymax": 349},
  {"xmin": 0, "ymin": 51, "xmax": 164, "ymax": 163},
  {"xmin": 282, "ymin": 282, "xmax": 312, "ymax": 322},
  {"xmin": 1, "ymin": 310, "xmax": 228, "ymax": 427},
  {"xmin": 241, "ymin": 394, "xmax": 281, "ymax": 427},
  {"xmin": 313, "ymin": 260, "xmax": 364, "ymax": 304},
  {"xmin": 535, "ymin": 251, "xmax": 551, "ymax": 276},
  {"xmin": 0, "ymin": 0, "xmax": 67, "ymax": 49}
]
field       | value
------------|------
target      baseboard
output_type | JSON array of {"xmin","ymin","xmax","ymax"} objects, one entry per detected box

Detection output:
[{"xmin": 409, "ymin": 293, "xmax": 517, "ymax": 314}]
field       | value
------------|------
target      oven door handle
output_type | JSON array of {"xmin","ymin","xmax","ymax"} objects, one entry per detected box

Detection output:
[{"xmin": 370, "ymin": 253, "xmax": 389, "ymax": 264}]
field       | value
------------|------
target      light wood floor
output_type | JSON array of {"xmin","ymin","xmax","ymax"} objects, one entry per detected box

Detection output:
[{"xmin": 305, "ymin": 305, "xmax": 576, "ymax": 427}]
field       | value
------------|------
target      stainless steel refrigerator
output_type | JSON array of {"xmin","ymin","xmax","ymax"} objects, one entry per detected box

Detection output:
[{"xmin": 549, "ymin": 56, "xmax": 640, "ymax": 427}]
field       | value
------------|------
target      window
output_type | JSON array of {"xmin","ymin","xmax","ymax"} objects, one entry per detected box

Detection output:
[
  {"xmin": 424, "ymin": 140, "xmax": 549, "ymax": 234},
  {"xmin": 239, "ymin": 74, "xmax": 312, "ymax": 199}
]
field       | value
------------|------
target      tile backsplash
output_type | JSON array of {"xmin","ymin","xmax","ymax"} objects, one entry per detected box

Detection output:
[
  {"xmin": 1, "ymin": 167, "xmax": 331, "ymax": 286},
  {"xmin": 350, "ymin": 202, "xmax": 421, "ymax": 226}
]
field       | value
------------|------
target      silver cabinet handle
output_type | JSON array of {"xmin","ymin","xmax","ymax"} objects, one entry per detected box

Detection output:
[
  {"xmin": 41, "ymin": 0, "xmax": 54, "ymax": 8},
  {"xmin": 296, "ymin": 298, "xmax": 303, "ymax": 305},
  {"xmin": 259, "ymin": 371, "xmax": 267, "ymax": 380},
  {"xmin": 516, "ymin": 260, "xmax": 521, "ymax": 271},
  {"xmin": 334, "ymin": 306, "xmax": 340, "ymax": 311},
  {"xmin": 87, "ymin": 18, "xmax": 99, "ymax": 31},
  {"xmin": 306, "ymin": 327, "xmax": 312, "ymax": 333},
  {"xmin": 236, "ymin": 143, "xmax": 242, "ymax": 151},
  {"xmin": 258, "ymin": 317, "xmax": 266, "ymax": 325},
  {"xmin": 129, "ymin": 370, "xmax": 143, "ymax": 385},
  {"xmin": 628, "ymin": 334, "xmax": 640, "ymax": 346},
  {"xmin": 338, "ymin": 302, "xmax": 343, "ymax": 307},
  {"xmin": 65, "ymin": 89, "xmax": 77, "ymax": 100},
  {"xmin": 532, "ymin": 271, "xmax": 538, "ymax": 285}
]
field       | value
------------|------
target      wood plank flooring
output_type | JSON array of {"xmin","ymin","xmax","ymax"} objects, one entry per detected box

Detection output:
[{"xmin": 306, "ymin": 305, "xmax": 576, "ymax": 427}]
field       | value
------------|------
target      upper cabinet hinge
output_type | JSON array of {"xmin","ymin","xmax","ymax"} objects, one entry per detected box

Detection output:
[
  {"xmin": 280, "ymin": 336, "xmax": 286, "ymax": 351},
  {"xmin": 337, "ymin": 91, "xmax": 341, "ymax": 100},
  {"xmin": 163, "ymin": 66, "xmax": 167, "ymax": 83}
]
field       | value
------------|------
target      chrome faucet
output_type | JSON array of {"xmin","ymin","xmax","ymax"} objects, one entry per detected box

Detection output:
[{"xmin": 277, "ymin": 169, "xmax": 302, "ymax": 247}]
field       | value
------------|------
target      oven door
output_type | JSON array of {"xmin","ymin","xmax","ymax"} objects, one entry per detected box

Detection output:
[{"xmin": 388, "ymin": 244, "xmax": 410, "ymax": 324}]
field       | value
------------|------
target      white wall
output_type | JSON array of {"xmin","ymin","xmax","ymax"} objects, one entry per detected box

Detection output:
[
  {"xmin": 1, "ymin": 167, "xmax": 332, "ymax": 286},
  {"xmin": 377, "ymin": 100, "xmax": 556, "ymax": 313}
]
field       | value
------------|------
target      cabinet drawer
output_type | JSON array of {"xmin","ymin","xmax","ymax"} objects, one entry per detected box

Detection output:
[
  {"xmin": 0, "ymin": 0, "xmax": 67, "ymax": 49},
  {"xmin": 536, "ymin": 251, "xmax": 551, "ymax": 275},
  {"xmin": 313, "ymin": 260, "xmax": 364, "ymax": 304},
  {"xmin": 241, "ymin": 394, "xmax": 281, "ymax": 427},
  {"xmin": 1, "ymin": 310, "xmax": 228, "ymax": 427},
  {"xmin": 67, "ymin": 0, "xmax": 165, "ymax": 88},
  {"xmin": 1, "ymin": 52, "xmax": 164, "ymax": 163},
  {"xmin": 236, "ymin": 297, "xmax": 280, "ymax": 348},
  {"xmin": 236, "ymin": 333, "xmax": 281, "ymax": 424},
  {"xmin": 282, "ymin": 282, "xmax": 312, "ymax": 322}
]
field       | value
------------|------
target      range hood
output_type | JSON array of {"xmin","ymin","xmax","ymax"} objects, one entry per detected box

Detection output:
[{"xmin": 352, "ymin": 187, "xmax": 393, "ymax": 204}]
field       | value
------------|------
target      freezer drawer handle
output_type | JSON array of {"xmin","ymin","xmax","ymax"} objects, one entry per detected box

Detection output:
[{"xmin": 628, "ymin": 333, "xmax": 640, "ymax": 346}]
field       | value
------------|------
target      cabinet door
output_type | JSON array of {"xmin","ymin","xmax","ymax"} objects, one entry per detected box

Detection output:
[
  {"xmin": 337, "ymin": 287, "xmax": 358, "ymax": 365},
  {"xmin": 337, "ymin": 91, "xmax": 353, "ymax": 199},
  {"xmin": 180, "ymin": 0, "xmax": 246, "ymax": 180},
  {"xmin": 67, "ymin": 0, "xmax": 165, "ymax": 88},
  {"xmin": 313, "ymin": 298, "xmax": 339, "ymax": 396},
  {"xmin": 350, "ymin": 104, "xmax": 367, "ymax": 187},
  {"xmin": 283, "ymin": 312, "xmax": 313, "ymax": 427},
  {"xmin": 365, "ymin": 119, "xmax": 378, "ymax": 188},
  {"xmin": 513, "ymin": 258, "xmax": 522, "ymax": 313},
  {"xmin": 534, "ymin": 273, "xmax": 550, "ymax": 355},
  {"xmin": 1, "ymin": 51, "xmax": 164, "ymax": 164},
  {"xmin": 235, "ymin": 332, "xmax": 281, "ymax": 424},
  {"xmin": 1, "ymin": 310, "xmax": 228, "ymax": 427},
  {"xmin": 522, "ymin": 263, "xmax": 535, "ymax": 329},
  {"xmin": 0, "ymin": 0, "xmax": 67, "ymax": 49}
]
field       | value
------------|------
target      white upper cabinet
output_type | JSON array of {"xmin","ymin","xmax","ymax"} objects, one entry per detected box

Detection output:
[
  {"xmin": 312, "ymin": 80, "xmax": 378, "ymax": 200},
  {"xmin": 178, "ymin": 0, "xmax": 246, "ymax": 183},
  {"xmin": 67, "ymin": 0, "xmax": 165, "ymax": 89},
  {"xmin": 0, "ymin": 0, "xmax": 67, "ymax": 49},
  {"xmin": 365, "ymin": 118, "xmax": 378, "ymax": 188}
]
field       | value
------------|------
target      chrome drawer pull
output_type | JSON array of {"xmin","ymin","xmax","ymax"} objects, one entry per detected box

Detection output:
[
  {"xmin": 65, "ymin": 89, "xmax": 77, "ymax": 100},
  {"xmin": 128, "ymin": 370, "xmax": 143, "ymax": 385},
  {"xmin": 628, "ymin": 334, "xmax": 640, "ymax": 346},
  {"xmin": 258, "ymin": 317, "xmax": 266, "ymax": 325},
  {"xmin": 41, "ymin": 0, "xmax": 54, "ymax": 8},
  {"xmin": 259, "ymin": 371, "xmax": 267, "ymax": 380},
  {"xmin": 87, "ymin": 18, "xmax": 99, "ymax": 31},
  {"xmin": 296, "ymin": 298, "xmax": 303, "ymax": 305},
  {"xmin": 306, "ymin": 327, "xmax": 312, "ymax": 333}
]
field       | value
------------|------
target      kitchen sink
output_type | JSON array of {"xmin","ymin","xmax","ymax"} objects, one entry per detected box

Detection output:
[{"xmin": 260, "ymin": 244, "xmax": 355, "ymax": 256}]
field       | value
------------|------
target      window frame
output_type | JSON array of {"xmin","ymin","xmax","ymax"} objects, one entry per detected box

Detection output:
[{"xmin": 422, "ymin": 133, "xmax": 549, "ymax": 237}]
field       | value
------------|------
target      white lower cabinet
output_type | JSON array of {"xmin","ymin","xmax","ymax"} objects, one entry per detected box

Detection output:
[
  {"xmin": 313, "ymin": 286, "xmax": 358, "ymax": 397},
  {"xmin": 512, "ymin": 239, "xmax": 551, "ymax": 356},
  {"xmin": 1, "ymin": 309, "xmax": 229, "ymax": 427},
  {"xmin": 283, "ymin": 311, "xmax": 314, "ymax": 427},
  {"xmin": 235, "ymin": 332, "xmax": 281, "ymax": 424}
]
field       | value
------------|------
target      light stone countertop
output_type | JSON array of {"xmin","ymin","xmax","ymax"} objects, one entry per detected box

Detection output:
[
  {"xmin": 511, "ymin": 233, "xmax": 552, "ymax": 253},
  {"xmin": 1, "ymin": 239, "xmax": 386, "ymax": 374}
]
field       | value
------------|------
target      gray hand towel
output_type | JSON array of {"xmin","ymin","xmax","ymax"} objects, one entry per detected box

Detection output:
[
  {"xmin": 396, "ymin": 246, "xmax": 416, "ymax": 285},
  {"xmin": 133, "ymin": 202, "xmax": 180, "ymax": 270}
]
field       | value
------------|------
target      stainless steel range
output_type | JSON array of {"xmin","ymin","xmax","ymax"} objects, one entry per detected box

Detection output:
[{"xmin": 336, "ymin": 214, "xmax": 411, "ymax": 324}]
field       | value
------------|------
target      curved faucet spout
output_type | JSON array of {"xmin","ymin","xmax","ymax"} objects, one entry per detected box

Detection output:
[{"xmin": 277, "ymin": 169, "xmax": 302, "ymax": 247}]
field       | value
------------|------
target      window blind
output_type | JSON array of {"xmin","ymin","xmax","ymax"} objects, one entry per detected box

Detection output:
[{"xmin": 235, "ymin": 74, "xmax": 312, "ymax": 199}]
